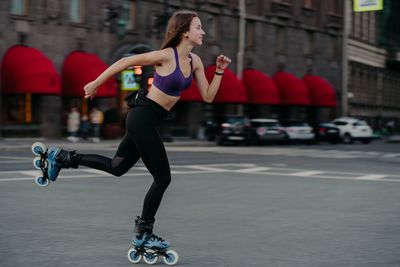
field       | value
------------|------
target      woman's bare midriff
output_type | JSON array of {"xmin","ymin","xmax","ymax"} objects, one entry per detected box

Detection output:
[{"xmin": 146, "ymin": 85, "xmax": 180, "ymax": 111}]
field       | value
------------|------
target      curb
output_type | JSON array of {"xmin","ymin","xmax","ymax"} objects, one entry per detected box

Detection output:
[{"xmin": 0, "ymin": 137, "xmax": 215, "ymax": 151}]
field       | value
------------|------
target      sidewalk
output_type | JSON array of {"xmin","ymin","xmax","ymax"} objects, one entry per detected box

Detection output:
[{"xmin": 0, "ymin": 136, "xmax": 215, "ymax": 151}]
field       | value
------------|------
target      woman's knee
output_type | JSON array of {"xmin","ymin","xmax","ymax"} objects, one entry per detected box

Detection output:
[
  {"xmin": 110, "ymin": 156, "xmax": 129, "ymax": 177},
  {"xmin": 111, "ymin": 168, "xmax": 126, "ymax": 177},
  {"xmin": 154, "ymin": 174, "xmax": 171, "ymax": 190}
]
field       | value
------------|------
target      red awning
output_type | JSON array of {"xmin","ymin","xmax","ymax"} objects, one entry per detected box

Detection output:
[
  {"xmin": 303, "ymin": 75, "xmax": 337, "ymax": 107},
  {"xmin": 180, "ymin": 65, "xmax": 247, "ymax": 103},
  {"xmin": 273, "ymin": 71, "xmax": 310, "ymax": 105},
  {"xmin": 205, "ymin": 65, "xmax": 247, "ymax": 103},
  {"xmin": 180, "ymin": 81, "xmax": 202, "ymax": 102},
  {"xmin": 62, "ymin": 51, "xmax": 116, "ymax": 97},
  {"xmin": 243, "ymin": 69, "xmax": 280, "ymax": 105},
  {"xmin": 1, "ymin": 45, "xmax": 61, "ymax": 94}
]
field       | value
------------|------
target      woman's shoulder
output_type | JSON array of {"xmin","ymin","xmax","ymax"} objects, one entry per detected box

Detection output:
[
  {"xmin": 145, "ymin": 48, "xmax": 174, "ymax": 65},
  {"xmin": 190, "ymin": 53, "xmax": 203, "ymax": 69},
  {"xmin": 159, "ymin": 47, "xmax": 175, "ymax": 56}
]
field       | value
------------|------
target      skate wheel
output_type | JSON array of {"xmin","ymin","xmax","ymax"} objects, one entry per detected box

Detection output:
[
  {"xmin": 32, "ymin": 157, "xmax": 47, "ymax": 170},
  {"xmin": 143, "ymin": 249, "xmax": 158, "ymax": 265},
  {"xmin": 163, "ymin": 249, "xmax": 179, "ymax": 266},
  {"xmin": 35, "ymin": 176, "xmax": 49, "ymax": 187},
  {"xmin": 127, "ymin": 248, "xmax": 142, "ymax": 264},
  {"xmin": 32, "ymin": 142, "xmax": 46, "ymax": 156}
]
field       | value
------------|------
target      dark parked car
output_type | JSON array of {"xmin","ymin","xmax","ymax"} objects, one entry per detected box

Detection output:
[
  {"xmin": 210, "ymin": 115, "xmax": 252, "ymax": 145},
  {"xmin": 250, "ymin": 118, "xmax": 287, "ymax": 144},
  {"xmin": 313, "ymin": 123, "xmax": 341, "ymax": 144}
]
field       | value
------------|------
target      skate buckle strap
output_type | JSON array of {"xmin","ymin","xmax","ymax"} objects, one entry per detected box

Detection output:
[{"xmin": 150, "ymin": 234, "xmax": 165, "ymax": 242}]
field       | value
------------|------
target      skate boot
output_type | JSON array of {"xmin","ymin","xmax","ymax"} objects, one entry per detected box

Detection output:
[
  {"xmin": 132, "ymin": 216, "xmax": 170, "ymax": 249},
  {"xmin": 128, "ymin": 216, "xmax": 178, "ymax": 265},
  {"xmin": 47, "ymin": 147, "xmax": 79, "ymax": 181}
]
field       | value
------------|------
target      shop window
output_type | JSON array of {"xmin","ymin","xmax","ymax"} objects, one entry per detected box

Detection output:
[
  {"xmin": 276, "ymin": 26, "xmax": 286, "ymax": 53},
  {"xmin": 304, "ymin": 30, "xmax": 314, "ymax": 55},
  {"xmin": 125, "ymin": 0, "xmax": 136, "ymax": 31},
  {"xmin": 11, "ymin": 0, "xmax": 29, "ymax": 16},
  {"xmin": 70, "ymin": 0, "xmax": 85, "ymax": 23},
  {"xmin": 207, "ymin": 15, "xmax": 219, "ymax": 42},
  {"xmin": 303, "ymin": 0, "xmax": 314, "ymax": 9},
  {"xmin": 329, "ymin": 0, "xmax": 339, "ymax": 14},
  {"xmin": 246, "ymin": 21, "xmax": 255, "ymax": 48},
  {"xmin": 2, "ymin": 94, "xmax": 40, "ymax": 125}
]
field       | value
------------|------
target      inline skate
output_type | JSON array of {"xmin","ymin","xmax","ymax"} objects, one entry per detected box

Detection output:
[
  {"xmin": 127, "ymin": 216, "xmax": 179, "ymax": 265},
  {"xmin": 31, "ymin": 142, "xmax": 78, "ymax": 186}
]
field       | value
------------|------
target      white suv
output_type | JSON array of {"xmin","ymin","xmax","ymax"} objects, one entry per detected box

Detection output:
[{"xmin": 332, "ymin": 117, "xmax": 373, "ymax": 144}]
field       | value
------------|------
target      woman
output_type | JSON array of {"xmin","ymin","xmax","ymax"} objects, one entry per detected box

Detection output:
[{"xmin": 45, "ymin": 10, "xmax": 231, "ymax": 249}]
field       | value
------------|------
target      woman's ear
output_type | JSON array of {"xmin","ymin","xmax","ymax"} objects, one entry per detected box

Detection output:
[{"xmin": 182, "ymin": 31, "xmax": 189, "ymax": 38}]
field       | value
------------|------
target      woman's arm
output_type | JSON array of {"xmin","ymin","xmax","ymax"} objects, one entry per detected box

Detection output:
[
  {"xmin": 193, "ymin": 54, "xmax": 232, "ymax": 103},
  {"xmin": 84, "ymin": 50, "xmax": 168, "ymax": 99}
]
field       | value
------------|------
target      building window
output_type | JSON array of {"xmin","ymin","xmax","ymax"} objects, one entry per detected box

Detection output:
[
  {"xmin": 304, "ymin": 31, "xmax": 314, "ymax": 55},
  {"xmin": 276, "ymin": 26, "xmax": 286, "ymax": 53},
  {"xmin": 363, "ymin": 12, "xmax": 373, "ymax": 42},
  {"xmin": 303, "ymin": 0, "xmax": 314, "ymax": 9},
  {"xmin": 70, "ymin": 0, "xmax": 85, "ymax": 23},
  {"xmin": 207, "ymin": 15, "xmax": 219, "ymax": 41},
  {"xmin": 369, "ymin": 12, "xmax": 376, "ymax": 43},
  {"xmin": 11, "ymin": 0, "xmax": 29, "ymax": 16},
  {"xmin": 353, "ymin": 11, "xmax": 361, "ymax": 38},
  {"xmin": 246, "ymin": 21, "xmax": 255, "ymax": 48},
  {"xmin": 328, "ymin": 35, "xmax": 338, "ymax": 59},
  {"xmin": 125, "ymin": 0, "xmax": 136, "ymax": 31},
  {"xmin": 329, "ymin": 0, "xmax": 339, "ymax": 14}
]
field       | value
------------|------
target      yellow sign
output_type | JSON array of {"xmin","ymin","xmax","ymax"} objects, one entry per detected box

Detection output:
[
  {"xmin": 121, "ymin": 70, "xmax": 140, "ymax": 91},
  {"xmin": 354, "ymin": 0, "xmax": 383, "ymax": 12}
]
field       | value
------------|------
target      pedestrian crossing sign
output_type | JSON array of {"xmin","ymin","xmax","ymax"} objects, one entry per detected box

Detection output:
[
  {"xmin": 354, "ymin": 0, "xmax": 383, "ymax": 12},
  {"xmin": 121, "ymin": 70, "xmax": 140, "ymax": 91}
]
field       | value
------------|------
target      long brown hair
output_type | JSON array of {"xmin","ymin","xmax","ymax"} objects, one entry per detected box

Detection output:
[{"xmin": 160, "ymin": 10, "xmax": 199, "ymax": 49}]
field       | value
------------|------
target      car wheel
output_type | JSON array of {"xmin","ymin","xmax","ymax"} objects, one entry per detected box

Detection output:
[{"xmin": 343, "ymin": 133, "xmax": 353, "ymax": 144}]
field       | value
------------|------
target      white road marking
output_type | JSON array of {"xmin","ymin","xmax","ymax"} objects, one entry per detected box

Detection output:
[
  {"xmin": 82, "ymin": 169, "xmax": 110, "ymax": 175},
  {"xmin": 289, "ymin": 171, "xmax": 324, "ymax": 176},
  {"xmin": 0, "ymin": 163, "xmax": 399, "ymax": 183},
  {"xmin": 235, "ymin": 167, "xmax": 271, "ymax": 173},
  {"xmin": 355, "ymin": 174, "xmax": 387, "ymax": 180},
  {"xmin": 165, "ymin": 147, "xmax": 400, "ymax": 160},
  {"xmin": 382, "ymin": 153, "xmax": 400, "ymax": 158},
  {"xmin": 182, "ymin": 165, "xmax": 227, "ymax": 172},
  {"xmin": 20, "ymin": 171, "xmax": 39, "ymax": 176}
]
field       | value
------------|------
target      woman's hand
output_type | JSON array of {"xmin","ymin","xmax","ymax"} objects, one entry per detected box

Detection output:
[
  {"xmin": 216, "ymin": 55, "xmax": 232, "ymax": 72},
  {"xmin": 83, "ymin": 81, "xmax": 99, "ymax": 99}
]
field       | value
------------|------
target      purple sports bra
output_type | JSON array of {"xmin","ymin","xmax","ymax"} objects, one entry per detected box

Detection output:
[{"xmin": 152, "ymin": 47, "xmax": 193, "ymax": 97}]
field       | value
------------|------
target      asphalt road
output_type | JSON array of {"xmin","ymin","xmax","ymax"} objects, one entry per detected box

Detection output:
[{"xmin": 1, "ymin": 141, "xmax": 400, "ymax": 267}]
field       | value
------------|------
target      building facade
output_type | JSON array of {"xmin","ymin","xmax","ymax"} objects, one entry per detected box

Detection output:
[
  {"xmin": 0, "ymin": 0, "xmax": 344, "ymax": 138},
  {"xmin": 345, "ymin": 0, "xmax": 400, "ymax": 132}
]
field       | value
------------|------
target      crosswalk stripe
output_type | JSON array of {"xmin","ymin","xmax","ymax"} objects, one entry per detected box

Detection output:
[
  {"xmin": 20, "ymin": 171, "xmax": 39, "ymax": 176},
  {"xmin": 82, "ymin": 169, "xmax": 110, "ymax": 175},
  {"xmin": 183, "ymin": 165, "xmax": 227, "ymax": 172},
  {"xmin": 355, "ymin": 174, "xmax": 387, "ymax": 180},
  {"xmin": 235, "ymin": 167, "xmax": 271, "ymax": 173},
  {"xmin": 289, "ymin": 171, "xmax": 324, "ymax": 176},
  {"xmin": 0, "ymin": 163, "xmax": 399, "ymax": 183}
]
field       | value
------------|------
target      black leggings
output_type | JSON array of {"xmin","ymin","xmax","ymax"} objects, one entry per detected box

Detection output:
[{"xmin": 77, "ymin": 102, "xmax": 171, "ymax": 221}]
